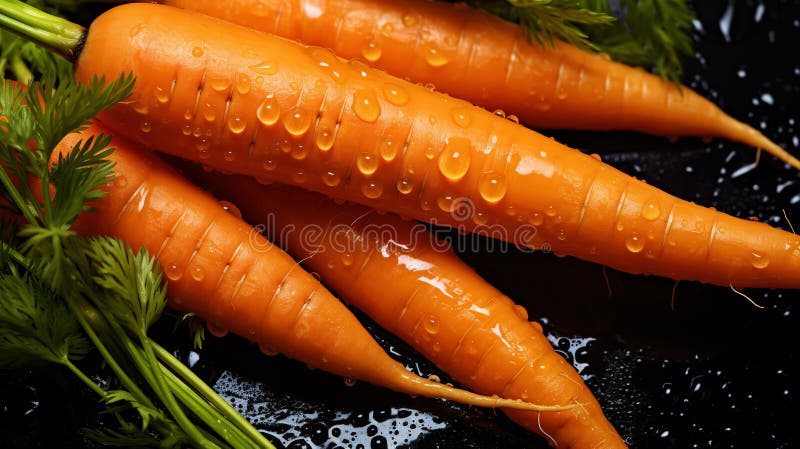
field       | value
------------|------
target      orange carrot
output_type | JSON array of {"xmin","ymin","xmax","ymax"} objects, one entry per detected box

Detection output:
[
  {"xmin": 163, "ymin": 0, "xmax": 798, "ymax": 168},
  {"xmin": 182, "ymin": 165, "xmax": 627, "ymax": 449},
  {"xmin": 57, "ymin": 120, "xmax": 570, "ymax": 413},
  {"xmin": 5, "ymin": 3, "xmax": 796, "ymax": 288}
]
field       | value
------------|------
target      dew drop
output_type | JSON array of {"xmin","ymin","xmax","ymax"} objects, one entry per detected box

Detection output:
[
  {"xmin": 357, "ymin": 152, "xmax": 380, "ymax": 175},
  {"xmin": 315, "ymin": 124, "xmax": 335, "ymax": 151},
  {"xmin": 256, "ymin": 96, "xmax": 280, "ymax": 126},
  {"xmin": 513, "ymin": 305, "xmax": 528, "ymax": 321},
  {"xmin": 263, "ymin": 159, "xmax": 277, "ymax": 171},
  {"xmin": 259, "ymin": 342, "xmax": 279, "ymax": 356},
  {"xmin": 528, "ymin": 212, "xmax": 543, "ymax": 226},
  {"xmin": 165, "ymin": 263, "xmax": 182, "ymax": 281},
  {"xmin": 750, "ymin": 251, "xmax": 770, "ymax": 269},
  {"xmin": 183, "ymin": 109, "xmax": 193, "ymax": 120},
  {"xmin": 625, "ymin": 234, "xmax": 645, "ymax": 253},
  {"xmin": 353, "ymin": 89, "xmax": 381, "ymax": 122},
  {"xmin": 423, "ymin": 45, "xmax": 450, "ymax": 67},
  {"xmin": 382, "ymin": 83, "xmax": 409, "ymax": 106},
  {"xmin": 341, "ymin": 252, "xmax": 354, "ymax": 266},
  {"xmin": 284, "ymin": 108, "xmax": 311, "ymax": 136},
  {"xmin": 154, "ymin": 86, "xmax": 170, "ymax": 104},
  {"xmin": 423, "ymin": 316, "xmax": 439, "ymax": 334},
  {"xmin": 196, "ymin": 139, "xmax": 211, "ymax": 158},
  {"xmin": 344, "ymin": 377, "xmax": 357, "ymax": 387},
  {"xmin": 493, "ymin": 109, "xmax": 506, "ymax": 118},
  {"xmin": 557, "ymin": 229, "xmax": 567, "ymax": 241},
  {"xmin": 223, "ymin": 150, "xmax": 236, "ymax": 162},
  {"xmin": 132, "ymin": 101, "xmax": 148, "ymax": 115},
  {"xmin": 236, "ymin": 75, "xmax": 251, "ymax": 95},
  {"xmin": 380, "ymin": 139, "xmax": 399, "ymax": 161},
  {"xmin": 545, "ymin": 205, "xmax": 557, "ymax": 217},
  {"xmin": 209, "ymin": 78, "xmax": 231, "ymax": 92},
  {"xmin": 437, "ymin": 194, "xmax": 455, "ymax": 212},
  {"xmin": 322, "ymin": 169, "xmax": 341, "ymax": 187},
  {"xmin": 396, "ymin": 178, "xmax": 413, "ymax": 195},
  {"xmin": 361, "ymin": 181, "xmax": 383, "ymax": 199},
  {"xmin": 507, "ymin": 114, "xmax": 519, "ymax": 124},
  {"xmin": 228, "ymin": 115, "xmax": 247, "ymax": 134},
  {"xmin": 139, "ymin": 121, "xmax": 151, "ymax": 133},
  {"xmin": 192, "ymin": 46, "xmax": 204, "ymax": 57},
  {"xmin": 472, "ymin": 212, "xmax": 488, "ymax": 225},
  {"xmin": 642, "ymin": 201, "xmax": 661, "ymax": 221},
  {"xmin": 590, "ymin": 153, "xmax": 602, "ymax": 161},
  {"xmin": 249, "ymin": 60, "xmax": 278, "ymax": 75},
  {"xmin": 478, "ymin": 170, "xmax": 507, "ymax": 203},
  {"xmin": 451, "ymin": 107, "xmax": 471, "ymax": 127},
  {"xmin": 438, "ymin": 137, "xmax": 471, "ymax": 181},
  {"xmin": 202, "ymin": 103, "xmax": 216, "ymax": 122},
  {"xmin": 190, "ymin": 265, "xmax": 206, "ymax": 281},
  {"xmin": 181, "ymin": 123, "xmax": 192, "ymax": 136},
  {"xmin": 291, "ymin": 144, "xmax": 308, "ymax": 160},
  {"xmin": 292, "ymin": 170, "xmax": 307, "ymax": 184},
  {"xmin": 362, "ymin": 40, "xmax": 382, "ymax": 62}
]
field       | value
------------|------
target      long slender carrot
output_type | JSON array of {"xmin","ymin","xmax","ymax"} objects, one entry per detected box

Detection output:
[
  {"xmin": 181, "ymin": 165, "xmax": 627, "ymax": 449},
  {"xmin": 3, "ymin": 2, "xmax": 797, "ymax": 288},
  {"xmin": 58, "ymin": 121, "xmax": 569, "ymax": 413},
  {"xmin": 162, "ymin": 0, "xmax": 799, "ymax": 169}
]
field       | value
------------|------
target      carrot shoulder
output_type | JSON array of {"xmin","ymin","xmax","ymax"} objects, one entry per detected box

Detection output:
[
  {"xmin": 183, "ymin": 166, "xmax": 628, "ymax": 449},
  {"xmin": 74, "ymin": 4, "xmax": 800, "ymax": 288},
  {"xmin": 58, "ymin": 121, "xmax": 569, "ymax": 413},
  {"xmin": 164, "ymin": 0, "xmax": 798, "ymax": 168}
]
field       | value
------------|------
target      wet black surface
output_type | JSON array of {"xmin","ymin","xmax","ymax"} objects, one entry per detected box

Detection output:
[{"xmin": 1, "ymin": 1, "xmax": 798, "ymax": 448}]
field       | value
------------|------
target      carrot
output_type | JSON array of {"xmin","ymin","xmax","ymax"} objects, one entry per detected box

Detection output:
[
  {"xmin": 4, "ymin": 2, "xmax": 797, "ymax": 288},
  {"xmin": 161, "ymin": 0, "xmax": 799, "ymax": 169},
  {"xmin": 181, "ymin": 165, "xmax": 627, "ymax": 449},
  {"xmin": 56, "ymin": 120, "xmax": 571, "ymax": 413}
]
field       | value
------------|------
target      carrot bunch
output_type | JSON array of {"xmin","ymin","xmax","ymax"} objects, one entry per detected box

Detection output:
[{"xmin": 0, "ymin": 1, "xmax": 796, "ymax": 448}]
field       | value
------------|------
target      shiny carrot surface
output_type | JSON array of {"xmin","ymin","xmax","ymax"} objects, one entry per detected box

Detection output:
[{"xmin": 73, "ymin": 4, "xmax": 800, "ymax": 288}]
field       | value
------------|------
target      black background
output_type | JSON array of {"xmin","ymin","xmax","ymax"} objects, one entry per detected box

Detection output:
[{"xmin": 1, "ymin": 1, "xmax": 798, "ymax": 448}]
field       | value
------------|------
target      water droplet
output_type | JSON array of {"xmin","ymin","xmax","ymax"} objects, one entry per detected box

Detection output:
[
  {"xmin": 190, "ymin": 265, "xmax": 206, "ymax": 281},
  {"xmin": 545, "ymin": 205, "xmax": 557, "ymax": 217},
  {"xmin": 196, "ymin": 139, "xmax": 211, "ymax": 158},
  {"xmin": 528, "ymin": 212, "xmax": 543, "ymax": 226},
  {"xmin": 353, "ymin": 89, "xmax": 381, "ymax": 122},
  {"xmin": 291, "ymin": 144, "xmax": 308, "ymax": 160},
  {"xmin": 256, "ymin": 96, "xmax": 280, "ymax": 126},
  {"xmin": 507, "ymin": 114, "xmax": 520, "ymax": 124},
  {"xmin": 183, "ymin": 109, "xmax": 193, "ymax": 120},
  {"xmin": 380, "ymin": 139, "xmax": 399, "ymax": 161},
  {"xmin": 451, "ymin": 107, "xmax": 471, "ymax": 127},
  {"xmin": 423, "ymin": 45, "xmax": 450, "ymax": 67},
  {"xmin": 357, "ymin": 152, "xmax": 379, "ymax": 175},
  {"xmin": 420, "ymin": 199, "xmax": 432, "ymax": 211},
  {"xmin": 192, "ymin": 46, "xmax": 203, "ymax": 57},
  {"xmin": 344, "ymin": 377, "xmax": 357, "ymax": 387},
  {"xmin": 228, "ymin": 115, "xmax": 247, "ymax": 134},
  {"xmin": 625, "ymin": 234, "xmax": 645, "ymax": 253},
  {"xmin": 493, "ymin": 109, "xmax": 506, "ymax": 118},
  {"xmin": 140, "ymin": 121, "xmax": 151, "ymax": 133},
  {"xmin": 165, "ymin": 263, "xmax": 182, "ymax": 281},
  {"xmin": 209, "ymin": 78, "xmax": 231, "ymax": 92},
  {"xmin": 381, "ymin": 22, "xmax": 394, "ymax": 33},
  {"xmin": 424, "ymin": 145, "xmax": 437, "ymax": 160},
  {"xmin": 438, "ymin": 137, "xmax": 471, "ymax": 181},
  {"xmin": 397, "ymin": 178, "xmax": 413, "ymax": 194},
  {"xmin": 478, "ymin": 170, "xmax": 507, "ymax": 203},
  {"xmin": 263, "ymin": 159, "xmax": 277, "ymax": 171},
  {"xmin": 362, "ymin": 40, "xmax": 382, "ymax": 62},
  {"xmin": 590, "ymin": 153, "xmax": 602, "ymax": 161},
  {"xmin": 437, "ymin": 194, "xmax": 455, "ymax": 212},
  {"xmin": 249, "ymin": 60, "xmax": 278, "ymax": 75},
  {"xmin": 259, "ymin": 342, "xmax": 278, "ymax": 356},
  {"xmin": 154, "ymin": 86, "xmax": 169, "ymax": 103},
  {"xmin": 223, "ymin": 150, "xmax": 236, "ymax": 162},
  {"xmin": 750, "ymin": 251, "xmax": 770, "ymax": 269},
  {"xmin": 292, "ymin": 170, "xmax": 307, "ymax": 184},
  {"xmin": 423, "ymin": 316, "xmax": 439, "ymax": 334},
  {"xmin": 207, "ymin": 323, "xmax": 228, "ymax": 338},
  {"xmin": 202, "ymin": 103, "xmax": 216, "ymax": 122},
  {"xmin": 236, "ymin": 75, "xmax": 251, "ymax": 95},
  {"xmin": 513, "ymin": 305, "xmax": 528, "ymax": 321},
  {"xmin": 181, "ymin": 123, "xmax": 192, "ymax": 136},
  {"xmin": 218, "ymin": 200, "xmax": 242, "ymax": 219},
  {"xmin": 315, "ymin": 124, "xmax": 335, "ymax": 151},
  {"xmin": 132, "ymin": 101, "xmax": 148, "ymax": 115},
  {"xmin": 341, "ymin": 252, "xmax": 354, "ymax": 266},
  {"xmin": 642, "ymin": 201, "xmax": 661, "ymax": 221},
  {"xmin": 284, "ymin": 108, "xmax": 311, "ymax": 135},
  {"xmin": 382, "ymin": 83, "xmax": 409, "ymax": 106},
  {"xmin": 472, "ymin": 212, "xmax": 488, "ymax": 225},
  {"xmin": 361, "ymin": 181, "xmax": 383, "ymax": 199},
  {"xmin": 322, "ymin": 170, "xmax": 341, "ymax": 187},
  {"xmin": 557, "ymin": 229, "xmax": 567, "ymax": 241},
  {"xmin": 402, "ymin": 13, "xmax": 418, "ymax": 27}
]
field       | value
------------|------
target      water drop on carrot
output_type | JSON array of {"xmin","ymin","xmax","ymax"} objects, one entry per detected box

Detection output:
[
  {"xmin": 362, "ymin": 40, "xmax": 382, "ymax": 62},
  {"xmin": 190, "ymin": 265, "xmax": 206, "ymax": 281},
  {"xmin": 228, "ymin": 116, "xmax": 247, "ymax": 134},
  {"xmin": 249, "ymin": 60, "xmax": 278, "ymax": 75},
  {"xmin": 438, "ymin": 138, "xmax": 471, "ymax": 181},
  {"xmin": 478, "ymin": 170, "xmax": 507, "ymax": 203},
  {"xmin": 219, "ymin": 200, "xmax": 242, "ymax": 219},
  {"xmin": 256, "ymin": 96, "xmax": 280, "ymax": 126},
  {"xmin": 165, "ymin": 263, "xmax": 182, "ymax": 281},
  {"xmin": 361, "ymin": 181, "xmax": 383, "ymax": 199},
  {"xmin": 322, "ymin": 169, "xmax": 341, "ymax": 187},
  {"xmin": 751, "ymin": 251, "xmax": 770, "ymax": 269},
  {"xmin": 382, "ymin": 83, "xmax": 409, "ymax": 106},
  {"xmin": 625, "ymin": 234, "xmax": 645, "ymax": 253},
  {"xmin": 357, "ymin": 152, "xmax": 379, "ymax": 175},
  {"xmin": 642, "ymin": 202, "xmax": 661, "ymax": 221},
  {"xmin": 353, "ymin": 89, "xmax": 381, "ymax": 122},
  {"xmin": 396, "ymin": 178, "xmax": 413, "ymax": 194}
]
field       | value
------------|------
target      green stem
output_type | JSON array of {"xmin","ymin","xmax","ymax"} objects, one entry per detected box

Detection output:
[
  {"xmin": 0, "ymin": 168, "xmax": 37, "ymax": 225},
  {"xmin": 163, "ymin": 368, "xmax": 257, "ymax": 449},
  {"xmin": 0, "ymin": 0, "xmax": 85, "ymax": 60},
  {"xmin": 62, "ymin": 357, "xmax": 107, "ymax": 398},
  {"xmin": 9, "ymin": 53, "xmax": 32, "ymax": 84},
  {"xmin": 153, "ymin": 343, "xmax": 274, "ymax": 449}
]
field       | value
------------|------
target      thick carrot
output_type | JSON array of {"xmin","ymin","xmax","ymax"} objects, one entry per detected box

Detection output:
[
  {"xmin": 4, "ymin": 2, "xmax": 795, "ymax": 287},
  {"xmin": 162, "ymin": 0, "xmax": 799, "ymax": 169},
  {"xmin": 181, "ymin": 165, "xmax": 627, "ymax": 449},
  {"xmin": 58, "ymin": 121, "xmax": 569, "ymax": 413},
  {"xmin": 57, "ymin": 4, "xmax": 798, "ymax": 289}
]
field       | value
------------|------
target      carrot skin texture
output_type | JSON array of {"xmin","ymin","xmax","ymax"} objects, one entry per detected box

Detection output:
[
  {"xmin": 164, "ymin": 0, "xmax": 797, "ymax": 168},
  {"xmin": 184, "ymin": 167, "xmax": 628, "ymax": 449},
  {"xmin": 77, "ymin": 4, "xmax": 800, "ymax": 288},
  {"xmin": 59, "ymin": 123, "xmax": 571, "ymax": 412}
]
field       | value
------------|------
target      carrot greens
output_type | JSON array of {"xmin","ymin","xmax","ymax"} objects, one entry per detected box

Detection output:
[{"xmin": 0, "ymin": 49, "xmax": 274, "ymax": 449}]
